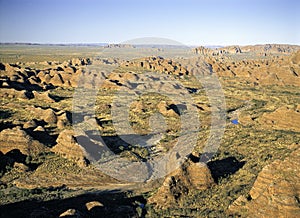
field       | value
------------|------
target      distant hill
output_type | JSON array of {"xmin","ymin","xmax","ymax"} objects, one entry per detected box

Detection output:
[
  {"xmin": 241, "ymin": 44, "xmax": 300, "ymax": 53},
  {"xmin": 193, "ymin": 44, "xmax": 300, "ymax": 55}
]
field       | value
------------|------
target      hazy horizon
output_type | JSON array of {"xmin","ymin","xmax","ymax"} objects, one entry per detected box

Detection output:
[{"xmin": 0, "ymin": 42, "xmax": 300, "ymax": 47}]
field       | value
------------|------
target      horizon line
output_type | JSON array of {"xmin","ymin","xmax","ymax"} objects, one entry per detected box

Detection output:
[{"xmin": 1, "ymin": 42, "xmax": 300, "ymax": 47}]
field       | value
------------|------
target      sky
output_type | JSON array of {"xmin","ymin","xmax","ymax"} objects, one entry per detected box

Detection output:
[{"xmin": 0, "ymin": 0, "xmax": 299, "ymax": 45}]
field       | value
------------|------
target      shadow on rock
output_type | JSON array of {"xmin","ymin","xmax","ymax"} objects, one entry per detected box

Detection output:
[{"xmin": 207, "ymin": 157, "xmax": 245, "ymax": 183}]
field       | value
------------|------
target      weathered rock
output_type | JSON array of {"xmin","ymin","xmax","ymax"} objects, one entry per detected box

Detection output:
[
  {"xmin": 32, "ymin": 90, "xmax": 56, "ymax": 102},
  {"xmin": 51, "ymin": 130, "xmax": 88, "ymax": 167},
  {"xmin": 259, "ymin": 106, "xmax": 300, "ymax": 132},
  {"xmin": 193, "ymin": 46, "xmax": 213, "ymax": 55},
  {"xmin": 33, "ymin": 126, "xmax": 45, "ymax": 132},
  {"xmin": 202, "ymin": 52, "xmax": 300, "ymax": 86},
  {"xmin": 157, "ymin": 101, "xmax": 178, "ymax": 117},
  {"xmin": 56, "ymin": 111, "xmax": 71, "ymax": 129},
  {"xmin": 43, "ymin": 108, "xmax": 57, "ymax": 124},
  {"xmin": 13, "ymin": 162, "xmax": 29, "ymax": 172},
  {"xmin": 228, "ymin": 148, "xmax": 300, "ymax": 217},
  {"xmin": 121, "ymin": 56, "xmax": 189, "ymax": 76},
  {"xmin": 23, "ymin": 120, "xmax": 38, "ymax": 129},
  {"xmin": 50, "ymin": 73, "xmax": 64, "ymax": 86},
  {"xmin": 241, "ymin": 44, "xmax": 300, "ymax": 54},
  {"xmin": 26, "ymin": 106, "xmax": 58, "ymax": 125},
  {"xmin": 0, "ymin": 88, "xmax": 32, "ymax": 100},
  {"xmin": 37, "ymin": 71, "xmax": 52, "ymax": 83},
  {"xmin": 59, "ymin": 209, "xmax": 82, "ymax": 217},
  {"xmin": 85, "ymin": 201, "xmax": 104, "ymax": 211},
  {"xmin": 148, "ymin": 160, "xmax": 214, "ymax": 209},
  {"xmin": 71, "ymin": 58, "xmax": 90, "ymax": 66},
  {"xmin": 185, "ymin": 162, "xmax": 215, "ymax": 190},
  {"xmin": 0, "ymin": 126, "xmax": 46, "ymax": 156}
]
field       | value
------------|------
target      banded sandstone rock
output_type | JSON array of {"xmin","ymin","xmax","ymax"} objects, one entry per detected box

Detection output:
[
  {"xmin": 0, "ymin": 126, "xmax": 46, "ymax": 156},
  {"xmin": 229, "ymin": 147, "xmax": 300, "ymax": 217},
  {"xmin": 51, "ymin": 129, "xmax": 88, "ymax": 167}
]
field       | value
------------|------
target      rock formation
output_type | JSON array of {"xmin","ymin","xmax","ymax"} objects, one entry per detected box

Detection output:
[
  {"xmin": 259, "ymin": 106, "xmax": 300, "ymax": 132},
  {"xmin": 228, "ymin": 148, "xmax": 300, "ymax": 217},
  {"xmin": 121, "ymin": 56, "xmax": 189, "ymax": 76},
  {"xmin": 148, "ymin": 160, "xmax": 214, "ymax": 209},
  {"xmin": 51, "ymin": 129, "xmax": 88, "ymax": 167},
  {"xmin": 0, "ymin": 126, "xmax": 46, "ymax": 156}
]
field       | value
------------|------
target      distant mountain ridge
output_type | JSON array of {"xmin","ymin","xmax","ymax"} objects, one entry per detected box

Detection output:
[{"xmin": 193, "ymin": 44, "xmax": 300, "ymax": 55}]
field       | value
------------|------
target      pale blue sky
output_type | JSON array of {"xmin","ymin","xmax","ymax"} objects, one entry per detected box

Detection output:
[{"xmin": 0, "ymin": 0, "xmax": 299, "ymax": 45}]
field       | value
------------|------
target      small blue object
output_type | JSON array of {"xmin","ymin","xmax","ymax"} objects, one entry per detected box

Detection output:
[
  {"xmin": 231, "ymin": 119, "xmax": 239, "ymax": 125},
  {"xmin": 139, "ymin": 203, "xmax": 145, "ymax": 208}
]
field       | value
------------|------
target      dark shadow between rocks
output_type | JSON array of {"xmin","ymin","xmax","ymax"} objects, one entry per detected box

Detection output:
[
  {"xmin": 0, "ymin": 189, "xmax": 147, "ymax": 218},
  {"xmin": 207, "ymin": 157, "xmax": 245, "ymax": 183},
  {"xmin": 24, "ymin": 125, "xmax": 57, "ymax": 147},
  {"xmin": 7, "ymin": 81, "xmax": 43, "ymax": 91},
  {"xmin": 48, "ymin": 93, "xmax": 71, "ymax": 102},
  {"xmin": 0, "ymin": 121, "xmax": 15, "ymax": 131},
  {"xmin": 168, "ymin": 103, "xmax": 187, "ymax": 115},
  {"xmin": 5, "ymin": 149, "xmax": 27, "ymax": 163},
  {"xmin": 0, "ymin": 149, "xmax": 41, "ymax": 173},
  {"xmin": 0, "ymin": 110, "xmax": 13, "ymax": 119}
]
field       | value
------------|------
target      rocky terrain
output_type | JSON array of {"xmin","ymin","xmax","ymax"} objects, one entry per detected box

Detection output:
[
  {"xmin": 194, "ymin": 44, "xmax": 300, "ymax": 56},
  {"xmin": 0, "ymin": 44, "xmax": 299, "ymax": 217}
]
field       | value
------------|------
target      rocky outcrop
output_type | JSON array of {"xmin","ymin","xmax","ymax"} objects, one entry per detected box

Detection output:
[
  {"xmin": 193, "ymin": 46, "xmax": 213, "ymax": 55},
  {"xmin": 157, "ymin": 101, "xmax": 179, "ymax": 117},
  {"xmin": 241, "ymin": 44, "xmax": 300, "ymax": 54},
  {"xmin": 259, "ymin": 106, "xmax": 300, "ymax": 132},
  {"xmin": 51, "ymin": 129, "xmax": 88, "ymax": 167},
  {"xmin": 0, "ymin": 58, "xmax": 90, "ymax": 90},
  {"xmin": 148, "ymin": 160, "xmax": 214, "ymax": 209},
  {"xmin": 213, "ymin": 46, "xmax": 242, "ymax": 55},
  {"xmin": 204, "ymin": 53, "xmax": 300, "ymax": 86},
  {"xmin": 0, "ymin": 88, "xmax": 33, "ymax": 99},
  {"xmin": 56, "ymin": 111, "xmax": 71, "ymax": 129},
  {"xmin": 194, "ymin": 46, "xmax": 242, "ymax": 56},
  {"xmin": 0, "ymin": 126, "xmax": 46, "ymax": 156},
  {"xmin": 228, "ymin": 147, "xmax": 300, "ymax": 217},
  {"xmin": 32, "ymin": 90, "xmax": 56, "ymax": 102},
  {"xmin": 85, "ymin": 201, "xmax": 104, "ymax": 211},
  {"xmin": 121, "ymin": 56, "xmax": 189, "ymax": 76}
]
